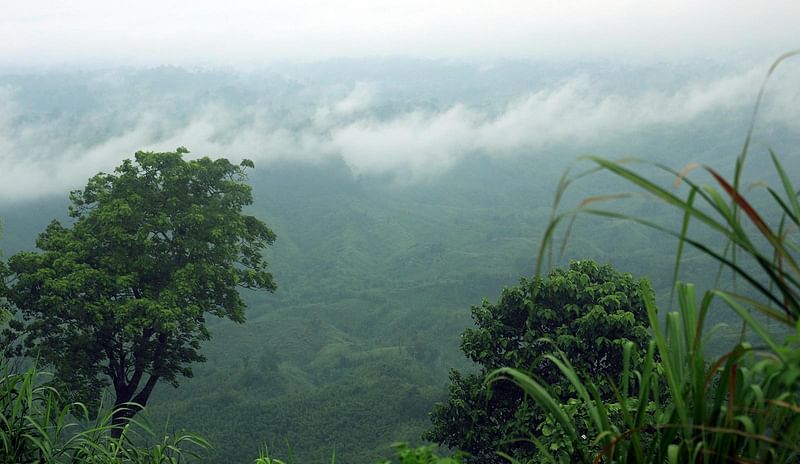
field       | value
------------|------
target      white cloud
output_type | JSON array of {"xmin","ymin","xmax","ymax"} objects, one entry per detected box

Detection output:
[
  {"xmin": 333, "ymin": 83, "xmax": 376, "ymax": 116},
  {"xmin": 331, "ymin": 105, "xmax": 479, "ymax": 179},
  {"xmin": 0, "ymin": 65, "xmax": 797, "ymax": 201}
]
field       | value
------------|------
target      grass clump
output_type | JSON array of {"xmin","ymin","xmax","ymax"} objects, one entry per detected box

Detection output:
[
  {"xmin": 488, "ymin": 51, "xmax": 800, "ymax": 463},
  {"xmin": 0, "ymin": 359, "xmax": 209, "ymax": 463}
]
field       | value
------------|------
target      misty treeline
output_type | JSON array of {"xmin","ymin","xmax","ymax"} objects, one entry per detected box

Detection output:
[
  {"xmin": 1, "ymin": 56, "xmax": 800, "ymax": 463},
  {"xmin": 3, "ymin": 59, "xmax": 799, "ymax": 201}
]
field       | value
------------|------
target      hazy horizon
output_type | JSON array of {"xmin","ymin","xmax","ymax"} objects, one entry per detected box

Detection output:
[
  {"xmin": 1, "ymin": 58, "xmax": 799, "ymax": 201},
  {"xmin": 2, "ymin": 1, "xmax": 798, "ymax": 201},
  {"xmin": 2, "ymin": 1, "xmax": 798, "ymax": 69}
]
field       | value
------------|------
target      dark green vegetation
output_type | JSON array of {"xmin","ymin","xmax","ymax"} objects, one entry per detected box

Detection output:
[
  {"xmin": 0, "ymin": 357, "xmax": 209, "ymax": 463},
  {"xmin": 145, "ymin": 157, "xmax": 553, "ymax": 463},
  {"xmin": 4, "ymin": 150, "xmax": 276, "ymax": 434},
  {"xmin": 0, "ymin": 355, "xmax": 451, "ymax": 463},
  {"xmin": 148, "ymin": 157, "xmax": 736, "ymax": 463},
  {"xmin": 0, "ymin": 60, "xmax": 798, "ymax": 463},
  {"xmin": 2, "ymin": 146, "xmax": 794, "ymax": 462},
  {"xmin": 488, "ymin": 53, "xmax": 800, "ymax": 463},
  {"xmin": 426, "ymin": 260, "xmax": 651, "ymax": 462}
]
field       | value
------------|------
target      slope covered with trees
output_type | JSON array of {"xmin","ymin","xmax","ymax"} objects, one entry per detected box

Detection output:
[
  {"xmin": 1, "ymin": 61, "xmax": 798, "ymax": 463},
  {"xmin": 1, "ymin": 150, "xmax": 780, "ymax": 462}
]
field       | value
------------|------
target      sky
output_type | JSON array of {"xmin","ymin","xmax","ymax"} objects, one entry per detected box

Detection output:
[
  {"xmin": 0, "ymin": 1, "xmax": 798, "ymax": 200},
  {"xmin": 1, "ymin": 0, "xmax": 798, "ymax": 68}
]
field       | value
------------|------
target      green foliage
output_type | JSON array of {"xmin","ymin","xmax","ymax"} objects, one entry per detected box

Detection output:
[
  {"xmin": 378, "ymin": 443, "xmax": 463, "ymax": 464},
  {"xmin": 254, "ymin": 447, "xmax": 288, "ymax": 464},
  {"xmin": 0, "ymin": 64, "xmax": 780, "ymax": 463},
  {"xmin": 491, "ymin": 283, "xmax": 800, "ymax": 463},
  {"xmin": 0, "ymin": 256, "xmax": 11, "ymax": 359},
  {"xmin": 495, "ymin": 52, "xmax": 800, "ymax": 463},
  {"xmin": 0, "ymin": 357, "xmax": 209, "ymax": 463},
  {"xmin": 158, "ymin": 346, "xmax": 443, "ymax": 464},
  {"xmin": 426, "ymin": 260, "xmax": 651, "ymax": 463},
  {"xmin": 0, "ymin": 224, "xmax": 8, "ymax": 335},
  {"xmin": 5, "ymin": 149, "xmax": 276, "ymax": 428},
  {"xmin": 2, "ymin": 148, "xmax": 717, "ymax": 463},
  {"xmin": 249, "ymin": 442, "xmax": 461, "ymax": 464}
]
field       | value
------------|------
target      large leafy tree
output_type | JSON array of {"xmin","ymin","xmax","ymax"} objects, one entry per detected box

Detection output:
[
  {"xmin": 425, "ymin": 260, "xmax": 651, "ymax": 463},
  {"xmin": 6, "ymin": 148, "xmax": 276, "ymax": 433}
]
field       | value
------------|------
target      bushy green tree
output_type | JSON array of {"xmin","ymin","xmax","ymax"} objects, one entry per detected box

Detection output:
[
  {"xmin": 6, "ymin": 148, "xmax": 276, "ymax": 434},
  {"xmin": 425, "ymin": 260, "xmax": 651, "ymax": 463},
  {"xmin": 492, "ymin": 52, "xmax": 800, "ymax": 463}
]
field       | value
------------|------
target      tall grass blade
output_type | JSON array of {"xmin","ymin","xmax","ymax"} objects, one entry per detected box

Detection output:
[{"xmin": 670, "ymin": 189, "xmax": 697, "ymax": 309}]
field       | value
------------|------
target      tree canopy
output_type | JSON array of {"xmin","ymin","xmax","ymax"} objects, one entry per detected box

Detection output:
[
  {"xmin": 0, "ymin": 225, "xmax": 14, "ymax": 361},
  {"xmin": 425, "ymin": 260, "xmax": 651, "ymax": 463},
  {"xmin": 6, "ymin": 148, "xmax": 276, "ymax": 431}
]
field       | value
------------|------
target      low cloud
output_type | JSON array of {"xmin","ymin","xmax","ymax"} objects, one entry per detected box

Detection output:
[{"xmin": 0, "ymin": 64, "xmax": 797, "ymax": 201}]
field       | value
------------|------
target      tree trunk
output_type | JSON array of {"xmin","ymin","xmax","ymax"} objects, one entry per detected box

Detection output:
[
  {"xmin": 110, "ymin": 405, "xmax": 141, "ymax": 439},
  {"xmin": 109, "ymin": 374, "xmax": 159, "ymax": 439}
]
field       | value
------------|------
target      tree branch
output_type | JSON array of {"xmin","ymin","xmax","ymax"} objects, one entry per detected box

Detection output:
[{"xmin": 131, "ymin": 373, "xmax": 159, "ymax": 407}]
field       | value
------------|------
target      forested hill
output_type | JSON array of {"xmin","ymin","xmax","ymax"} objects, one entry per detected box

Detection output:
[
  {"xmin": 0, "ymin": 145, "xmax": 771, "ymax": 463},
  {"xmin": 1, "ymin": 63, "xmax": 798, "ymax": 463}
]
